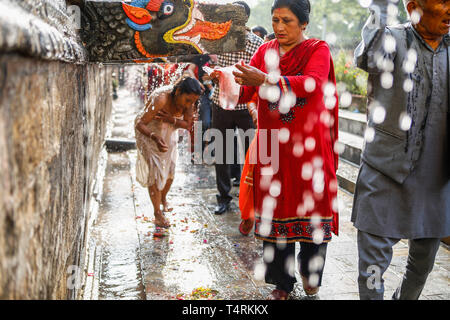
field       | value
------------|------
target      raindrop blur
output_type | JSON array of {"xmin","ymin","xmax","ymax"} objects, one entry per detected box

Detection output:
[
  {"xmin": 293, "ymin": 142, "xmax": 304, "ymax": 158},
  {"xmin": 359, "ymin": 0, "xmax": 372, "ymax": 8},
  {"xmin": 278, "ymin": 127, "xmax": 290, "ymax": 143},
  {"xmin": 303, "ymin": 191, "xmax": 315, "ymax": 212},
  {"xmin": 305, "ymin": 137, "xmax": 316, "ymax": 152},
  {"xmin": 264, "ymin": 49, "xmax": 280, "ymax": 71},
  {"xmin": 334, "ymin": 141, "xmax": 345, "ymax": 155},
  {"xmin": 399, "ymin": 112, "xmax": 412, "ymax": 131},
  {"xmin": 269, "ymin": 180, "xmax": 282, "ymax": 198},
  {"xmin": 411, "ymin": 9, "xmax": 421, "ymax": 24},
  {"xmin": 254, "ymin": 263, "xmax": 267, "ymax": 281},
  {"xmin": 383, "ymin": 35, "xmax": 396, "ymax": 54},
  {"xmin": 312, "ymin": 156, "xmax": 323, "ymax": 169},
  {"xmin": 297, "ymin": 203, "xmax": 306, "ymax": 217},
  {"xmin": 364, "ymin": 127, "xmax": 375, "ymax": 143},
  {"xmin": 266, "ymin": 86, "xmax": 281, "ymax": 103},
  {"xmin": 329, "ymin": 179, "xmax": 338, "ymax": 193},
  {"xmin": 340, "ymin": 92, "xmax": 352, "ymax": 108},
  {"xmin": 263, "ymin": 246, "xmax": 275, "ymax": 263},
  {"xmin": 308, "ymin": 274, "xmax": 320, "ymax": 288},
  {"xmin": 279, "ymin": 91, "xmax": 296, "ymax": 114},
  {"xmin": 302, "ymin": 163, "xmax": 313, "ymax": 180},
  {"xmin": 308, "ymin": 256, "xmax": 325, "ymax": 273},
  {"xmin": 284, "ymin": 256, "xmax": 296, "ymax": 277},
  {"xmin": 403, "ymin": 78, "xmax": 413, "ymax": 92},
  {"xmin": 304, "ymin": 77, "xmax": 316, "ymax": 93},
  {"xmin": 312, "ymin": 229, "xmax": 324, "ymax": 245},
  {"xmin": 371, "ymin": 105, "xmax": 386, "ymax": 124},
  {"xmin": 323, "ymin": 82, "xmax": 336, "ymax": 97},
  {"xmin": 381, "ymin": 72, "xmax": 393, "ymax": 89}
]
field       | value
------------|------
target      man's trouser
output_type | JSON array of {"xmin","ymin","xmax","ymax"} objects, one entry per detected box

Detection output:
[{"xmin": 357, "ymin": 229, "xmax": 441, "ymax": 300}]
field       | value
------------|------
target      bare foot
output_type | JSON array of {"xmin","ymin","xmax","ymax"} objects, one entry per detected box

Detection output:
[
  {"xmin": 154, "ymin": 211, "xmax": 170, "ymax": 228},
  {"xmin": 162, "ymin": 200, "xmax": 174, "ymax": 212}
]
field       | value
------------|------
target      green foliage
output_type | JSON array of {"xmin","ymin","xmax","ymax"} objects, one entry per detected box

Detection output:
[{"xmin": 334, "ymin": 50, "xmax": 368, "ymax": 96}]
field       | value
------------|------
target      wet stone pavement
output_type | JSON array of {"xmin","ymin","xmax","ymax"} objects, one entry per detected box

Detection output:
[{"xmin": 83, "ymin": 89, "xmax": 450, "ymax": 300}]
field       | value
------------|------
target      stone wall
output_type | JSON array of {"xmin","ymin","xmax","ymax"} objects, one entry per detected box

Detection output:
[{"xmin": 0, "ymin": 0, "xmax": 112, "ymax": 299}]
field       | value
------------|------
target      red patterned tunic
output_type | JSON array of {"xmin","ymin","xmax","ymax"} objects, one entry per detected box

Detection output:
[{"xmin": 239, "ymin": 39, "xmax": 339, "ymax": 243}]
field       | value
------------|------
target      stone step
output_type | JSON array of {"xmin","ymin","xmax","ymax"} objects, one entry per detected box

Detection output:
[
  {"xmin": 338, "ymin": 131, "xmax": 364, "ymax": 166},
  {"xmin": 339, "ymin": 109, "xmax": 367, "ymax": 137},
  {"xmin": 337, "ymin": 158, "xmax": 360, "ymax": 194}
]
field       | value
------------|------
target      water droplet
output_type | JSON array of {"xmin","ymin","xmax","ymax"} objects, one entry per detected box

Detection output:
[
  {"xmin": 301, "ymin": 162, "xmax": 313, "ymax": 180},
  {"xmin": 359, "ymin": 0, "xmax": 372, "ymax": 8},
  {"xmin": 269, "ymin": 180, "xmax": 282, "ymax": 198},
  {"xmin": 403, "ymin": 78, "xmax": 414, "ymax": 92},
  {"xmin": 381, "ymin": 72, "xmax": 393, "ymax": 89},
  {"xmin": 312, "ymin": 228, "xmax": 324, "ymax": 245},
  {"xmin": 383, "ymin": 35, "xmax": 396, "ymax": 54},
  {"xmin": 372, "ymin": 105, "xmax": 386, "ymax": 124},
  {"xmin": 334, "ymin": 141, "xmax": 345, "ymax": 154},
  {"xmin": 364, "ymin": 127, "xmax": 375, "ymax": 143},
  {"xmin": 340, "ymin": 92, "xmax": 352, "ymax": 108},
  {"xmin": 278, "ymin": 127, "xmax": 290, "ymax": 143},
  {"xmin": 411, "ymin": 10, "xmax": 421, "ymax": 24},
  {"xmin": 305, "ymin": 137, "xmax": 316, "ymax": 152},
  {"xmin": 263, "ymin": 246, "xmax": 275, "ymax": 263},
  {"xmin": 399, "ymin": 112, "xmax": 412, "ymax": 131},
  {"xmin": 293, "ymin": 142, "xmax": 304, "ymax": 158},
  {"xmin": 304, "ymin": 77, "xmax": 316, "ymax": 92},
  {"xmin": 264, "ymin": 49, "xmax": 280, "ymax": 71}
]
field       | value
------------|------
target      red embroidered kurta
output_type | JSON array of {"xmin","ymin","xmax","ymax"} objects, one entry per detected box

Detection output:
[{"xmin": 239, "ymin": 39, "xmax": 339, "ymax": 243}]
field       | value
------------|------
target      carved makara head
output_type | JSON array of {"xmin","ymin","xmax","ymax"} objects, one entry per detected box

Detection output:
[{"xmin": 122, "ymin": 0, "xmax": 231, "ymax": 56}]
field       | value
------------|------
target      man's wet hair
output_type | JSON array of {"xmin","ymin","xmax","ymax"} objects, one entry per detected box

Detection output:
[
  {"xmin": 265, "ymin": 32, "xmax": 276, "ymax": 41},
  {"xmin": 233, "ymin": 1, "xmax": 251, "ymax": 18},
  {"xmin": 171, "ymin": 76, "xmax": 203, "ymax": 97}
]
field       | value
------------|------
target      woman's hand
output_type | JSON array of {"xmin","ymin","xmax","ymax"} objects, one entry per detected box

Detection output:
[
  {"xmin": 152, "ymin": 134, "xmax": 169, "ymax": 153},
  {"xmin": 233, "ymin": 63, "xmax": 267, "ymax": 86},
  {"xmin": 154, "ymin": 110, "xmax": 175, "ymax": 124},
  {"xmin": 209, "ymin": 70, "xmax": 221, "ymax": 85}
]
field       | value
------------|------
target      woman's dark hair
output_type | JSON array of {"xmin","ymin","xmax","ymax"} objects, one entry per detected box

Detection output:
[
  {"xmin": 271, "ymin": 0, "xmax": 311, "ymax": 25},
  {"xmin": 252, "ymin": 26, "xmax": 268, "ymax": 38},
  {"xmin": 265, "ymin": 32, "xmax": 276, "ymax": 41},
  {"xmin": 171, "ymin": 76, "xmax": 203, "ymax": 97}
]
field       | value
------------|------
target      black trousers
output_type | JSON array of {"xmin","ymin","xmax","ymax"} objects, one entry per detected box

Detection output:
[
  {"xmin": 211, "ymin": 103, "xmax": 255, "ymax": 204},
  {"xmin": 263, "ymin": 241, "xmax": 328, "ymax": 293}
]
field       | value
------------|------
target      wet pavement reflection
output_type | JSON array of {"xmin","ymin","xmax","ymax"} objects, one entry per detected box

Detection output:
[{"xmin": 85, "ymin": 89, "xmax": 450, "ymax": 300}]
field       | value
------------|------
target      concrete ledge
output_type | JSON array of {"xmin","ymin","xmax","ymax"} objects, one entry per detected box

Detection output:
[
  {"xmin": 338, "ymin": 131, "xmax": 363, "ymax": 166},
  {"xmin": 105, "ymin": 138, "xmax": 136, "ymax": 152},
  {"xmin": 339, "ymin": 109, "xmax": 367, "ymax": 137},
  {"xmin": 337, "ymin": 159, "xmax": 360, "ymax": 194}
]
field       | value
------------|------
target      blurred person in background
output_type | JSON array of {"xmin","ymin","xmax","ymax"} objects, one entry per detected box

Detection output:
[
  {"xmin": 209, "ymin": 1, "xmax": 263, "ymax": 215},
  {"xmin": 252, "ymin": 25, "xmax": 269, "ymax": 40}
]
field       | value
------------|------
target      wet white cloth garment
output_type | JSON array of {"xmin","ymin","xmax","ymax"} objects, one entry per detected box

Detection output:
[{"xmin": 134, "ymin": 87, "xmax": 180, "ymax": 191}]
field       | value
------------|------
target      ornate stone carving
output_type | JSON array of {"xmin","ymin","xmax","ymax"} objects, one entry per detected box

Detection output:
[{"xmin": 80, "ymin": 0, "xmax": 247, "ymax": 63}]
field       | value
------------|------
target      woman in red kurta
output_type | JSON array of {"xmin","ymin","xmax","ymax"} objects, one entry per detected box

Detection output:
[{"xmin": 233, "ymin": 0, "xmax": 339, "ymax": 299}]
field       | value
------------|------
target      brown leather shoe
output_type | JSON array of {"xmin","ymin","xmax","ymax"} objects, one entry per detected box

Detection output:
[
  {"xmin": 266, "ymin": 289, "xmax": 289, "ymax": 300},
  {"xmin": 239, "ymin": 219, "xmax": 254, "ymax": 236},
  {"xmin": 302, "ymin": 276, "xmax": 319, "ymax": 295}
]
